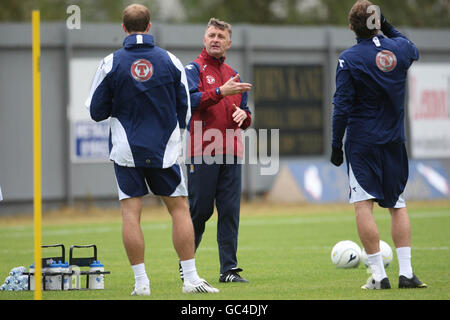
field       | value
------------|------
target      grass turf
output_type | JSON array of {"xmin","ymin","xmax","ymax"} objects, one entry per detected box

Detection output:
[{"xmin": 0, "ymin": 201, "xmax": 448, "ymax": 300}]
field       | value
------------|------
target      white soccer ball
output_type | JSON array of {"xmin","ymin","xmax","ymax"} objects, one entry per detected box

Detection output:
[
  {"xmin": 360, "ymin": 240, "xmax": 393, "ymax": 268},
  {"xmin": 331, "ymin": 240, "xmax": 362, "ymax": 268}
]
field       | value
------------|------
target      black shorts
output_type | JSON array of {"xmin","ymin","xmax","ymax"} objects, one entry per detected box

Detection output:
[
  {"xmin": 114, "ymin": 162, "xmax": 187, "ymax": 200},
  {"xmin": 344, "ymin": 141, "xmax": 408, "ymax": 208}
]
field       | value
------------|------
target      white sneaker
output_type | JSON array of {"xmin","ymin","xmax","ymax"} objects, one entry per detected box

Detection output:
[
  {"xmin": 361, "ymin": 276, "xmax": 391, "ymax": 290},
  {"xmin": 131, "ymin": 284, "xmax": 151, "ymax": 296},
  {"xmin": 182, "ymin": 279, "xmax": 219, "ymax": 294}
]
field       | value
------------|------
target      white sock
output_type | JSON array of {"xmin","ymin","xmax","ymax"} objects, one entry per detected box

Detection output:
[
  {"xmin": 131, "ymin": 263, "xmax": 149, "ymax": 287},
  {"xmin": 367, "ymin": 251, "xmax": 388, "ymax": 282},
  {"xmin": 180, "ymin": 258, "xmax": 201, "ymax": 284},
  {"xmin": 396, "ymin": 247, "xmax": 413, "ymax": 278}
]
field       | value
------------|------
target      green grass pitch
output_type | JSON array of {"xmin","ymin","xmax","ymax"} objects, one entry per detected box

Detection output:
[{"xmin": 0, "ymin": 201, "xmax": 449, "ymax": 300}]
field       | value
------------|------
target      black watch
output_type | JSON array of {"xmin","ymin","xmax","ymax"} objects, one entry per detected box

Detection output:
[{"xmin": 215, "ymin": 87, "xmax": 221, "ymax": 95}]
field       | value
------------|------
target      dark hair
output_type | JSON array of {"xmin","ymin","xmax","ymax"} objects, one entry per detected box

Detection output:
[
  {"xmin": 122, "ymin": 4, "xmax": 150, "ymax": 33},
  {"xmin": 207, "ymin": 18, "xmax": 232, "ymax": 38},
  {"xmin": 348, "ymin": 0, "xmax": 379, "ymax": 38}
]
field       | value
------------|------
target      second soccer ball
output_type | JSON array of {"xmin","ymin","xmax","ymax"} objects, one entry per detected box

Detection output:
[{"xmin": 360, "ymin": 240, "xmax": 393, "ymax": 268}]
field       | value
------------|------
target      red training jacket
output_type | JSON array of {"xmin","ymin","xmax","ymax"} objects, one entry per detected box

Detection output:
[{"xmin": 185, "ymin": 48, "xmax": 252, "ymax": 158}]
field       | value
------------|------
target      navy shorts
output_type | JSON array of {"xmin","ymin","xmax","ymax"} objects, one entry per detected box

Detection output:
[
  {"xmin": 344, "ymin": 141, "xmax": 408, "ymax": 208},
  {"xmin": 114, "ymin": 162, "xmax": 187, "ymax": 200}
]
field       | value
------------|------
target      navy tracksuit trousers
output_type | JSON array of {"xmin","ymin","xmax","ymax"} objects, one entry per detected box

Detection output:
[{"xmin": 187, "ymin": 159, "xmax": 242, "ymax": 274}]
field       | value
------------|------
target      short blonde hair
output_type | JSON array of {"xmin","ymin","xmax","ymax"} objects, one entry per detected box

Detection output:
[
  {"xmin": 123, "ymin": 4, "xmax": 150, "ymax": 33},
  {"xmin": 206, "ymin": 18, "xmax": 232, "ymax": 38}
]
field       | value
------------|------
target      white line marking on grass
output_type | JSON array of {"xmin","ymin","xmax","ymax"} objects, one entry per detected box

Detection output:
[
  {"xmin": 0, "ymin": 222, "xmax": 170, "ymax": 238},
  {"xmin": 413, "ymin": 246, "xmax": 449, "ymax": 251},
  {"xmin": 0, "ymin": 249, "xmax": 34, "ymax": 255},
  {"xmin": 238, "ymin": 211, "xmax": 450, "ymax": 227},
  {"xmin": 195, "ymin": 245, "xmax": 450, "ymax": 253}
]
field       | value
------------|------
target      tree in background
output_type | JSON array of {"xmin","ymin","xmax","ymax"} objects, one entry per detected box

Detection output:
[
  {"xmin": 182, "ymin": 0, "xmax": 450, "ymax": 28},
  {"xmin": 0, "ymin": 0, "xmax": 448, "ymax": 28},
  {"xmin": 0, "ymin": 0, "xmax": 159, "ymax": 22}
]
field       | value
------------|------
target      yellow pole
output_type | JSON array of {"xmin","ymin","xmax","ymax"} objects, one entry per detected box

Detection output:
[{"xmin": 32, "ymin": 10, "xmax": 42, "ymax": 301}]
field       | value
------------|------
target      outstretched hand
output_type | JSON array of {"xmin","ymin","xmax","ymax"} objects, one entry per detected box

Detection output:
[{"xmin": 220, "ymin": 74, "xmax": 252, "ymax": 97}]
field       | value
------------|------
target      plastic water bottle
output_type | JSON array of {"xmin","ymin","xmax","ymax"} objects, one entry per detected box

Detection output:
[
  {"xmin": 55, "ymin": 260, "xmax": 64, "ymax": 290},
  {"xmin": 61, "ymin": 261, "xmax": 70, "ymax": 290},
  {"xmin": 89, "ymin": 260, "xmax": 104, "ymax": 290},
  {"xmin": 10, "ymin": 282, "xmax": 20, "ymax": 291},
  {"xmin": 29, "ymin": 263, "xmax": 46, "ymax": 291},
  {"xmin": 4, "ymin": 275, "xmax": 14, "ymax": 286},
  {"xmin": 17, "ymin": 275, "xmax": 29, "ymax": 290},
  {"xmin": 47, "ymin": 261, "xmax": 62, "ymax": 290},
  {"xmin": 12, "ymin": 277, "xmax": 26, "ymax": 291},
  {"xmin": 2, "ymin": 276, "xmax": 11, "ymax": 291},
  {"xmin": 0, "ymin": 283, "xmax": 9, "ymax": 291},
  {"xmin": 69, "ymin": 265, "xmax": 81, "ymax": 290},
  {"xmin": 29, "ymin": 264, "xmax": 35, "ymax": 290},
  {"xmin": 9, "ymin": 266, "xmax": 26, "ymax": 277}
]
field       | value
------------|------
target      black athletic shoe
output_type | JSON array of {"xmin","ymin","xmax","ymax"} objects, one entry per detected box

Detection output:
[
  {"xmin": 219, "ymin": 268, "xmax": 249, "ymax": 283},
  {"xmin": 361, "ymin": 276, "xmax": 391, "ymax": 290},
  {"xmin": 399, "ymin": 274, "xmax": 427, "ymax": 288}
]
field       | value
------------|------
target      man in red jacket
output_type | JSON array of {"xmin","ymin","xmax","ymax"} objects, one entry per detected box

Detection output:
[{"xmin": 184, "ymin": 18, "xmax": 252, "ymax": 283}]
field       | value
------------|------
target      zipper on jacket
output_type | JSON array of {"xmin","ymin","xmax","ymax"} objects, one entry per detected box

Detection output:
[{"xmin": 219, "ymin": 64, "xmax": 231, "ymax": 126}]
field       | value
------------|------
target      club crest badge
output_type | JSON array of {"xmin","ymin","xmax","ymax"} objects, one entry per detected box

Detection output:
[
  {"xmin": 131, "ymin": 59, "xmax": 154, "ymax": 82},
  {"xmin": 206, "ymin": 75, "xmax": 216, "ymax": 84},
  {"xmin": 376, "ymin": 50, "xmax": 397, "ymax": 72}
]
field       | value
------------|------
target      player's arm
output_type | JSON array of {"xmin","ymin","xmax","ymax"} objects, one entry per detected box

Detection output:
[
  {"xmin": 185, "ymin": 62, "xmax": 205, "ymax": 113},
  {"xmin": 169, "ymin": 53, "xmax": 191, "ymax": 130},
  {"xmin": 200, "ymin": 73, "xmax": 252, "ymax": 111},
  {"xmin": 185, "ymin": 62, "xmax": 222, "ymax": 113},
  {"xmin": 380, "ymin": 12, "xmax": 419, "ymax": 63},
  {"xmin": 379, "ymin": 12, "xmax": 403, "ymax": 39},
  {"xmin": 85, "ymin": 54, "xmax": 114, "ymax": 122},
  {"xmin": 185, "ymin": 64, "xmax": 252, "ymax": 114},
  {"xmin": 331, "ymin": 57, "xmax": 355, "ymax": 166}
]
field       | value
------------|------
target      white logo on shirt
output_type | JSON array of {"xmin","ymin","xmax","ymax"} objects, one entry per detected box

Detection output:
[
  {"xmin": 130, "ymin": 59, "xmax": 153, "ymax": 82},
  {"xmin": 376, "ymin": 50, "xmax": 397, "ymax": 72},
  {"xmin": 372, "ymin": 36, "xmax": 381, "ymax": 47},
  {"xmin": 206, "ymin": 75, "xmax": 216, "ymax": 84}
]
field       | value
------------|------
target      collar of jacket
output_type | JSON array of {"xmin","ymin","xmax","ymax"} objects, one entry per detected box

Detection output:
[
  {"xmin": 356, "ymin": 34, "xmax": 384, "ymax": 43},
  {"xmin": 199, "ymin": 48, "xmax": 226, "ymax": 65},
  {"xmin": 123, "ymin": 33, "xmax": 154, "ymax": 49}
]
